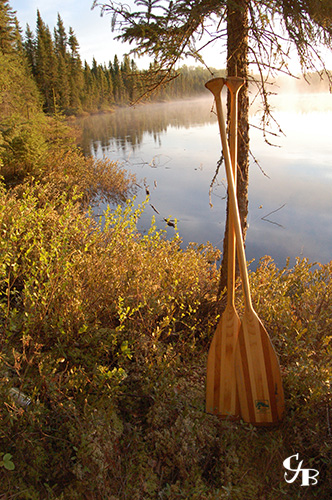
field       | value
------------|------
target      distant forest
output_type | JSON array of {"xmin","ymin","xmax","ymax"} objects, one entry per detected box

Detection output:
[
  {"xmin": 3, "ymin": 4, "xmax": 331, "ymax": 117},
  {"xmin": 13, "ymin": 10, "xmax": 214, "ymax": 115}
]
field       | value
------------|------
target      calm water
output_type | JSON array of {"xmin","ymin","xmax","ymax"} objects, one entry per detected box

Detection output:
[{"xmin": 79, "ymin": 92, "xmax": 332, "ymax": 269}]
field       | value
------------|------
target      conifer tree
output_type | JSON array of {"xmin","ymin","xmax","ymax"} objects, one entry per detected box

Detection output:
[
  {"xmin": 121, "ymin": 54, "xmax": 134, "ymax": 100},
  {"xmin": 24, "ymin": 24, "xmax": 36, "ymax": 75},
  {"xmin": 96, "ymin": 63, "xmax": 110, "ymax": 107},
  {"xmin": 91, "ymin": 56, "xmax": 98, "ymax": 76},
  {"xmin": 105, "ymin": 64, "xmax": 114, "ymax": 102},
  {"xmin": 57, "ymin": 51, "xmax": 71, "ymax": 109},
  {"xmin": 112, "ymin": 54, "xmax": 127, "ymax": 102},
  {"xmin": 54, "ymin": 15, "xmax": 70, "ymax": 109},
  {"xmin": 13, "ymin": 16, "xmax": 23, "ymax": 54},
  {"xmin": 0, "ymin": 0, "xmax": 17, "ymax": 54},
  {"xmin": 54, "ymin": 13, "xmax": 67, "ymax": 58},
  {"xmin": 82, "ymin": 61, "xmax": 95, "ymax": 110},
  {"xmin": 35, "ymin": 10, "xmax": 58, "ymax": 112},
  {"xmin": 67, "ymin": 26, "xmax": 84, "ymax": 112},
  {"xmin": 0, "ymin": 2, "xmax": 44, "ymax": 181},
  {"xmin": 68, "ymin": 26, "xmax": 80, "ymax": 60}
]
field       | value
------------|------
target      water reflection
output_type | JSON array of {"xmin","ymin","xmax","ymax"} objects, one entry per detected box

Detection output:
[
  {"xmin": 77, "ymin": 96, "xmax": 216, "ymax": 157},
  {"xmin": 78, "ymin": 93, "xmax": 332, "ymax": 269},
  {"xmin": 247, "ymin": 96, "xmax": 332, "ymax": 266}
]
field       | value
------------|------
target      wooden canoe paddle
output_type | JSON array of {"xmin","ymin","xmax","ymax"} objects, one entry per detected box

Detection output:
[
  {"xmin": 206, "ymin": 77, "xmax": 242, "ymax": 418},
  {"xmin": 205, "ymin": 77, "xmax": 285, "ymax": 425}
]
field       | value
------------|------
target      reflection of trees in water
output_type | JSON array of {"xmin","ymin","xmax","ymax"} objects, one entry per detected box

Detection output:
[{"xmin": 77, "ymin": 97, "xmax": 215, "ymax": 157}]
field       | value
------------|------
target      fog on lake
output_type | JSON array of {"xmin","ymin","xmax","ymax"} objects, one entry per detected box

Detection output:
[{"xmin": 78, "ymin": 91, "xmax": 332, "ymax": 269}]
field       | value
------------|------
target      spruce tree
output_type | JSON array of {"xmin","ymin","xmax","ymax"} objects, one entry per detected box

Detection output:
[
  {"xmin": 121, "ymin": 54, "xmax": 134, "ymax": 101},
  {"xmin": 54, "ymin": 15, "xmax": 70, "ymax": 109},
  {"xmin": 24, "ymin": 24, "xmax": 36, "ymax": 75},
  {"xmin": 35, "ymin": 10, "xmax": 58, "ymax": 112},
  {"xmin": 83, "ymin": 61, "xmax": 94, "ymax": 110},
  {"xmin": 0, "ymin": 0, "xmax": 17, "ymax": 54},
  {"xmin": 57, "ymin": 51, "xmax": 70, "ymax": 109},
  {"xmin": 54, "ymin": 13, "xmax": 67, "ymax": 58},
  {"xmin": 68, "ymin": 27, "xmax": 84, "ymax": 112},
  {"xmin": 112, "ymin": 54, "xmax": 127, "ymax": 102}
]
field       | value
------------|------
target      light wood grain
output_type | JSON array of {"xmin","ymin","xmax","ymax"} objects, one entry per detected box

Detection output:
[
  {"xmin": 206, "ymin": 78, "xmax": 241, "ymax": 419},
  {"xmin": 206, "ymin": 304, "xmax": 240, "ymax": 417},
  {"xmin": 205, "ymin": 77, "xmax": 285, "ymax": 425},
  {"xmin": 236, "ymin": 311, "xmax": 284, "ymax": 424}
]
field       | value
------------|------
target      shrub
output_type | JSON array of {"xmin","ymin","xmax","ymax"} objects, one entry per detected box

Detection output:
[
  {"xmin": 0, "ymin": 106, "xmax": 136, "ymax": 208},
  {"xmin": 40, "ymin": 147, "xmax": 137, "ymax": 207},
  {"xmin": 0, "ymin": 182, "xmax": 220, "ymax": 498},
  {"xmin": 0, "ymin": 114, "xmax": 47, "ymax": 182},
  {"xmin": 1, "ymin": 181, "xmax": 331, "ymax": 498}
]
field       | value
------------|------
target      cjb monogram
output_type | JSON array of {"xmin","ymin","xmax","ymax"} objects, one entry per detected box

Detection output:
[{"xmin": 283, "ymin": 454, "xmax": 319, "ymax": 486}]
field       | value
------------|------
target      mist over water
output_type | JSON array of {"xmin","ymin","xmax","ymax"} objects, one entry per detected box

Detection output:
[{"xmin": 78, "ymin": 90, "xmax": 332, "ymax": 269}]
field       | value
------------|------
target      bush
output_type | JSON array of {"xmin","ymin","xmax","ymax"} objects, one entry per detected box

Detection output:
[
  {"xmin": 0, "ymin": 182, "xmax": 220, "ymax": 498},
  {"xmin": 0, "ymin": 181, "xmax": 331, "ymax": 498},
  {"xmin": 0, "ymin": 114, "xmax": 47, "ymax": 182},
  {"xmin": 40, "ymin": 147, "xmax": 137, "ymax": 207},
  {"xmin": 1, "ymin": 110, "xmax": 136, "ymax": 207}
]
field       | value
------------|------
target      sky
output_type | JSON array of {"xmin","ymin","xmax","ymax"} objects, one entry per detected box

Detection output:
[{"xmin": 11, "ymin": 0, "xmax": 138, "ymax": 66}]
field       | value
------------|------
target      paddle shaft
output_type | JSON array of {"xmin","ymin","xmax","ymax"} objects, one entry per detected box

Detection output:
[
  {"xmin": 225, "ymin": 77, "xmax": 245, "ymax": 307},
  {"xmin": 205, "ymin": 78, "xmax": 252, "ymax": 311}
]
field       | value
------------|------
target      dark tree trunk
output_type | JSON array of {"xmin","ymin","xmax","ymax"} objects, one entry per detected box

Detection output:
[{"xmin": 218, "ymin": 0, "xmax": 250, "ymax": 300}]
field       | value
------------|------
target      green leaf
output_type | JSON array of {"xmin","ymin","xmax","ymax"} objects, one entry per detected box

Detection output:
[{"xmin": 2, "ymin": 453, "xmax": 15, "ymax": 470}]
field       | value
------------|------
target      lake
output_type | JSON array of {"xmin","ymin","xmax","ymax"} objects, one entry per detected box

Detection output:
[{"xmin": 78, "ymin": 91, "xmax": 332, "ymax": 270}]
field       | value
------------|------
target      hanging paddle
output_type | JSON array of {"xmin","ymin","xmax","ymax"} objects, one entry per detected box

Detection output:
[
  {"xmin": 206, "ymin": 77, "xmax": 242, "ymax": 418},
  {"xmin": 205, "ymin": 77, "xmax": 285, "ymax": 425}
]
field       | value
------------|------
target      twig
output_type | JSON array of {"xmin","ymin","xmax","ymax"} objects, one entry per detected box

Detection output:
[
  {"xmin": 261, "ymin": 204, "xmax": 286, "ymax": 227},
  {"xmin": 150, "ymin": 204, "xmax": 160, "ymax": 215},
  {"xmin": 327, "ymin": 381, "xmax": 332, "ymax": 438},
  {"xmin": 209, "ymin": 156, "xmax": 224, "ymax": 208},
  {"xmin": 249, "ymin": 148, "xmax": 271, "ymax": 179}
]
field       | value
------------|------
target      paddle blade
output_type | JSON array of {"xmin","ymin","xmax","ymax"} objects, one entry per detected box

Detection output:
[
  {"xmin": 206, "ymin": 305, "xmax": 241, "ymax": 418},
  {"xmin": 235, "ymin": 310, "xmax": 285, "ymax": 425}
]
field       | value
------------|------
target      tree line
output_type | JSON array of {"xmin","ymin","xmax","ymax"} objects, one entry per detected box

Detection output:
[{"xmin": 6, "ymin": 5, "xmax": 213, "ymax": 115}]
